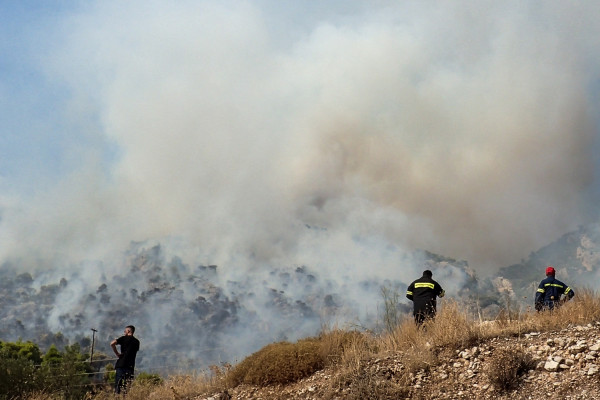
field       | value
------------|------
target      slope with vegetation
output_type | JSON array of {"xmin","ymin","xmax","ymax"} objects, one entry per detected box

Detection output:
[{"xmin": 16, "ymin": 289, "xmax": 600, "ymax": 400}]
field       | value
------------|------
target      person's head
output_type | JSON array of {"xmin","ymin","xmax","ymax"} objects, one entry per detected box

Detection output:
[
  {"xmin": 124, "ymin": 325, "xmax": 135, "ymax": 336},
  {"xmin": 423, "ymin": 270, "xmax": 433, "ymax": 278},
  {"xmin": 545, "ymin": 266, "xmax": 556, "ymax": 277}
]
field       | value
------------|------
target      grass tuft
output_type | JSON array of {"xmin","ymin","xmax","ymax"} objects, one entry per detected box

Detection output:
[{"xmin": 486, "ymin": 347, "xmax": 536, "ymax": 392}]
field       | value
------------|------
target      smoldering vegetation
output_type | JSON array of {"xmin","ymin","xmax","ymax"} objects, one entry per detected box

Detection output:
[
  {"xmin": 0, "ymin": 240, "xmax": 485, "ymax": 373},
  {"xmin": 2, "ymin": 222, "xmax": 600, "ymax": 375}
]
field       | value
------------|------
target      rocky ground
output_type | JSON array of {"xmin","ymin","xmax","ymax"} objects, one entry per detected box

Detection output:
[{"xmin": 200, "ymin": 322, "xmax": 600, "ymax": 400}]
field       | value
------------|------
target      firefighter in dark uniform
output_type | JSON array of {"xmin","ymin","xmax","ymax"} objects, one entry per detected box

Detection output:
[
  {"xmin": 406, "ymin": 270, "xmax": 445, "ymax": 324},
  {"xmin": 535, "ymin": 266, "xmax": 574, "ymax": 311}
]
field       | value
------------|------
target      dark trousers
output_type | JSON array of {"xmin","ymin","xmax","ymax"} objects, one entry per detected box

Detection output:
[
  {"xmin": 115, "ymin": 367, "xmax": 134, "ymax": 394},
  {"xmin": 414, "ymin": 304, "xmax": 436, "ymax": 325}
]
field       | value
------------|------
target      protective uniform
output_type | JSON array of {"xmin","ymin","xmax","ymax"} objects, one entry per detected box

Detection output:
[
  {"xmin": 535, "ymin": 266, "xmax": 574, "ymax": 311},
  {"xmin": 406, "ymin": 270, "xmax": 445, "ymax": 324}
]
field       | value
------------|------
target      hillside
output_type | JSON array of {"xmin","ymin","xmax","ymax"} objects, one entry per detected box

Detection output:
[
  {"xmin": 196, "ymin": 322, "xmax": 600, "ymax": 400},
  {"xmin": 3, "ymin": 223, "xmax": 600, "ymax": 382},
  {"xmin": 498, "ymin": 223, "xmax": 600, "ymax": 301},
  {"xmin": 0, "ymin": 241, "xmax": 483, "ymax": 372}
]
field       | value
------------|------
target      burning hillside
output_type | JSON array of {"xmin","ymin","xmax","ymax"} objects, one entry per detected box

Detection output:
[{"xmin": 0, "ymin": 240, "xmax": 481, "ymax": 373}]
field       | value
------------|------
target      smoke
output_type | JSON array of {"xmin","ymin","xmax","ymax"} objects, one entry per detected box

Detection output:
[
  {"xmin": 1, "ymin": 0, "xmax": 600, "ymax": 349},
  {"xmin": 4, "ymin": 1, "xmax": 594, "ymax": 273}
]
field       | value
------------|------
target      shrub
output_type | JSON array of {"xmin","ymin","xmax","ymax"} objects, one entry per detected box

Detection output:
[
  {"xmin": 224, "ymin": 330, "xmax": 371, "ymax": 388},
  {"xmin": 380, "ymin": 285, "xmax": 402, "ymax": 334},
  {"xmin": 135, "ymin": 372, "xmax": 163, "ymax": 386},
  {"xmin": 486, "ymin": 347, "xmax": 535, "ymax": 391},
  {"xmin": 0, "ymin": 340, "xmax": 98, "ymax": 400},
  {"xmin": 227, "ymin": 338, "xmax": 324, "ymax": 386},
  {"xmin": 0, "ymin": 339, "xmax": 42, "ymax": 363},
  {"xmin": 0, "ymin": 356, "xmax": 38, "ymax": 399}
]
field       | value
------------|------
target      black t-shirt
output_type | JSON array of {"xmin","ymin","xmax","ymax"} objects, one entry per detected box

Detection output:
[{"xmin": 115, "ymin": 335, "xmax": 140, "ymax": 370}]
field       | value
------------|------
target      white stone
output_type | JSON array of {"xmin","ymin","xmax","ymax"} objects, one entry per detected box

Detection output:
[{"xmin": 544, "ymin": 360, "xmax": 559, "ymax": 372}]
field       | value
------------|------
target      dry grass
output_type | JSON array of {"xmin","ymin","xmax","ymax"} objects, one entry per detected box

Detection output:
[
  {"xmin": 225, "ymin": 339, "xmax": 324, "ymax": 386},
  {"xmin": 24, "ymin": 372, "xmax": 221, "ymax": 400},
  {"xmin": 224, "ymin": 329, "xmax": 370, "ymax": 387},
  {"xmin": 25, "ymin": 289, "xmax": 600, "ymax": 400},
  {"xmin": 486, "ymin": 347, "xmax": 536, "ymax": 392}
]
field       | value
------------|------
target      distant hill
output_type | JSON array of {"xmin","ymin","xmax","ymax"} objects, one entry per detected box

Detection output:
[{"xmin": 497, "ymin": 223, "xmax": 600, "ymax": 302}]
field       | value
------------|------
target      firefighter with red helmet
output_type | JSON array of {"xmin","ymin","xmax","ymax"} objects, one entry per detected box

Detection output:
[
  {"xmin": 406, "ymin": 270, "xmax": 445, "ymax": 324},
  {"xmin": 535, "ymin": 266, "xmax": 574, "ymax": 311}
]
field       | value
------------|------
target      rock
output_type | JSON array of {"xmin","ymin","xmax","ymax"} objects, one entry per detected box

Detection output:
[
  {"xmin": 590, "ymin": 343, "xmax": 600, "ymax": 351},
  {"xmin": 552, "ymin": 355, "xmax": 564, "ymax": 363},
  {"xmin": 544, "ymin": 360, "xmax": 560, "ymax": 371}
]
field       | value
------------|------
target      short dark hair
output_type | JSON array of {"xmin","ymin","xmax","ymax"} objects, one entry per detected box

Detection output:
[
  {"xmin": 423, "ymin": 270, "xmax": 433, "ymax": 278},
  {"xmin": 126, "ymin": 325, "xmax": 135, "ymax": 334}
]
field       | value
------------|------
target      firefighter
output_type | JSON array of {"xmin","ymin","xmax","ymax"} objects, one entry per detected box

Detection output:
[
  {"xmin": 406, "ymin": 270, "xmax": 445, "ymax": 324},
  {"xmin": 535, "ymin": 266, "xmax": 574, "ymax": 311}
]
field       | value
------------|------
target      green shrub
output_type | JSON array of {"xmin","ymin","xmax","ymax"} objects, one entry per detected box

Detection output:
[
  {"xmin": 135, "ymin": 372, "xmax": 163, "ymax": 386},
  {"xmin": 0, "ymin": 356, "xmax": 38, "ymax": 399},
  {"xmin": 0, "ymin": 339, "xmax": 97, "ymax": 400},
  {"xmin": 0, "ymin": 340, "xmax": 42, "ymax": 363}
]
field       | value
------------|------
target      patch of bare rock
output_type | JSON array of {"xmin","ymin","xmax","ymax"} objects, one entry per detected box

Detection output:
[{"xmin": 201, "ymin": 322, "xmax": 600, "ymax": 400}]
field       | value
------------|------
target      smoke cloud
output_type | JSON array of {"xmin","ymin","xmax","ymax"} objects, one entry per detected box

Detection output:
[
  {"xmin": 1, "ymin": 2, "xmax": 600, "ymax": 359},
  {"xmin": 4, "ymin": 1, "xmax": 597, "ymax": 273}
]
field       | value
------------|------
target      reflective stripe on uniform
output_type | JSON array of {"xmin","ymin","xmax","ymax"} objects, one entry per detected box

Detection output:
[
  {"xmin": 406, "ymin": 291, "xmax": 413, "ymax": 296},
  {"xmin": 537, "ymin": 288, "xmax": 545, "ymax": 293},
  {"xmin": 414, "ymin": 282, "xmax": 435, "ymax": 289},
  {"xmin": 439, "ymin": 289, "xmax": 445, "ymax": 298},
  {"xmin": 565, "ymin": 287, "xmax": 571, "ymax": 294},
  {"xmin": 544, "ymin": 283, "xmax": 564, "ymax": 289}
]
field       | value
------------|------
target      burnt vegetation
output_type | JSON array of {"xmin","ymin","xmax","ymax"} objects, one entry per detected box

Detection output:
[
  {"xmin": 2, "ymin": 224, "xmax": 600, "ymax": 398},
  {"xmin": 0, "ymin": 241, "xmax": 489, "ymax": 372}
]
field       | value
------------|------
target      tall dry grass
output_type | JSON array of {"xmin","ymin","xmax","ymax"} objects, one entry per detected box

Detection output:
[{"xmin": 24, "ymin": 288, "xmax": 600, "ymax": 400}]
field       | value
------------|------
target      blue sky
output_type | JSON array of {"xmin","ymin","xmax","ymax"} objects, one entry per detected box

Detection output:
[
  {"xmin": 0, "ymin": 1, "xmax": 93, "ymax": 192},
  {"xmin": 1, "ymin": 1, "xmax": 600, "ymax": 276}
]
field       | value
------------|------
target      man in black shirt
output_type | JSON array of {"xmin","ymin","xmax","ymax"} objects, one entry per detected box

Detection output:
[
  {"xmin": 111, "ymin": 325, "xmax": 140, "ymax": 394},
  {"xmin": 406, "ymin": 270, "xmax": 445, "ymax": 325}
]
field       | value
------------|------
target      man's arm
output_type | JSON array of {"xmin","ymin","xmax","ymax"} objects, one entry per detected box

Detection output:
[
  {"xmin": 535, "ymin": 282, "xmax": 545, "ymax": 310},
  {"xmin": 111, "ymin": 339, "xmax": 121, "ymax": 358},
  {"xmin": 563, "ymin": 285, "xmax": 574, "ymax": 300},
  {"xmin": 435, "ymin": 282, "xmax": 445, "ymax": 298},
  {"xmin": 406, "ymin": 282, "xmax": 414, "ymax": 301}
]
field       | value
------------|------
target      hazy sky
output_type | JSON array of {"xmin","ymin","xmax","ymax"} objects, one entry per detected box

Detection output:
[{"xmin": 1, "ymin": 0, "xmax": 600, "ymax": 277}]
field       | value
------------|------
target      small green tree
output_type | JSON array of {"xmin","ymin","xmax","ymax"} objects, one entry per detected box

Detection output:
[
  {"xmin": 39, "ymin": 342, "xmax": 95, "ymax": 399},
  {"xmin": 0, "ymin": 339, "xmax": 42, "ymax": 363},
  {"xmin": 42, "ymin": 344, "xmax": 62, "ymax": 365},
  {"xmin": 0, "ymin": 340, "xmax": 40, "ymax": 399}
]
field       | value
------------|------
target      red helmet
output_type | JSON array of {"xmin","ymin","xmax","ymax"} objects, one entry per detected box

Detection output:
[{"xmin": 546, "ymin": 266, "xmax": 556, "ymax": 276}]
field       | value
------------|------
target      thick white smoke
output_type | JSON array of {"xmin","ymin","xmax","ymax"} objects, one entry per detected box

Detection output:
[{"xmin": 1, "ymin": 1, "xmax": 600, "ymax": 277}]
